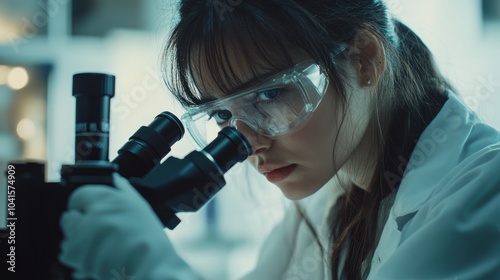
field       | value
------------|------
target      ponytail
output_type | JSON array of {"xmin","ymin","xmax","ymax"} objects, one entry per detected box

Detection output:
[
  {"xmin": 331, "ymin": 14, "xmax": 454, "ymax": 280},
  {"xmin": 394, "ymin": 19, "xmax": 454, "ymax": 96}
]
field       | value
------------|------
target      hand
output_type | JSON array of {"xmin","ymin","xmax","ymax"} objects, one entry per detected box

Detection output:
[{"xmin": 59, "ymin": 173, "xmax": 198, "ymax": 280}]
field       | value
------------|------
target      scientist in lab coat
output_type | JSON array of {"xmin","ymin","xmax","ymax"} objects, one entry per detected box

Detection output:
[{"xmin": 59, "ymin": 0, "xmax": 500, "ymax": 279}]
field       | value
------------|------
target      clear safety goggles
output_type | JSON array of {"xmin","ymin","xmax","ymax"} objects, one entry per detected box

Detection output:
[{"xmin": 181, "ymin": 60, "xmax": 329, "ymax": 149}]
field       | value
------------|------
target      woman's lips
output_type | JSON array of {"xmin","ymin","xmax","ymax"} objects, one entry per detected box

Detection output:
[{"xmin": 263, "ymin": 164, "xmax": 297, "ymax": 183}]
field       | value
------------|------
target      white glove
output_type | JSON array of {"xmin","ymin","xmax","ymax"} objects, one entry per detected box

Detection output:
[{"xmin": 59, "ymin": 173, "xmax": 199, "ymax": 280}]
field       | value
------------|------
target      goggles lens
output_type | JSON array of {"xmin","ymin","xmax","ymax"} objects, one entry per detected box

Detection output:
[{"xmin": 182, "ymin": 60, "xmax": 329, "ymax": 148}]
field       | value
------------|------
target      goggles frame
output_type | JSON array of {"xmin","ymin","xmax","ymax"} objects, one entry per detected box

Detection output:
[{"xmin": 181, "ymin": 60, "xmax": 330, "ymax": 148}]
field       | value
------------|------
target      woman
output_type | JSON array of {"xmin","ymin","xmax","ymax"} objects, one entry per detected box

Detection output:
[{"xmin": 59, "ymin": 1, "xmax": 500, "ymax": 279}]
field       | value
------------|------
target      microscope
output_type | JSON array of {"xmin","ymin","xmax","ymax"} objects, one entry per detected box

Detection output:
[{"xmin": 0, "ymin": 73, "xmax": 251, "ymax": 279}]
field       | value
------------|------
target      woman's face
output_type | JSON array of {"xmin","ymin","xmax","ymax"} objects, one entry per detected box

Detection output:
[{"xmin": 193, "ymin": 51, "xmax": 373, "ymax": 200}]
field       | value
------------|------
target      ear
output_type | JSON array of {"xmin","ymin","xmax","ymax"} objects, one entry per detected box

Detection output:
[{"xmin": 348, "ymin": 28, "xmax": 386, "ymax": 87}]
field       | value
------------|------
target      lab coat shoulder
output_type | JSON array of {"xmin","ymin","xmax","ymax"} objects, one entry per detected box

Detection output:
[
  {"xmin": 377, "ymin": 144, "xmax": 500, "ymax": 279},
  {"xmin": 371, "ymin": 94, "xmax": 500, "ymax": 279}
]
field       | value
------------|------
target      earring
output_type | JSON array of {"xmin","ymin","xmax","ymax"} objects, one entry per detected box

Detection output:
[{"xmin": 367, "ymin": 80, "xmax": 371, "ymax": 85}]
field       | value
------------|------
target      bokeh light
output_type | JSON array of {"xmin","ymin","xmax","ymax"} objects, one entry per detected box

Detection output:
[
  {"xmin": 16, "ymin": 118, "xmax": 36, "ymax": 140},
  {"xmin": 7, "ymin": 67, "xmax": 29, "ymax": 90}
]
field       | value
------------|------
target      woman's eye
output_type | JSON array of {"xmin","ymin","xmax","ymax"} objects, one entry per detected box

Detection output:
[
  {"xmin": 257, "ymin": 88, "xmax": 282, "ymax": 101},
  {"xmin": 210, "ymin": 109, "xmax": 232, "ymax": 124}
]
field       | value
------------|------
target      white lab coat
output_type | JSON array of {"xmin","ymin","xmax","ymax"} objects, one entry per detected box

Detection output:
[{"xmin": 241, "ymin": 92, "xmax": 500, "ymax": 279}]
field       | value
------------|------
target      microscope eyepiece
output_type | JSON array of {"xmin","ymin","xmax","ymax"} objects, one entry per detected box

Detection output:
[
  {"xmin": 113, "ymin": 112, "xmax": 185, "ymax": 179},
  {"xmin": 202, "ymin": 127, "xmax": 252, "ymax": 173}
]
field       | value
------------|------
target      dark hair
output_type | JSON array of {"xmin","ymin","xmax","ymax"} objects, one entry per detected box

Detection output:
[{"xmin": 162, "ymin": 1, "xmax": 454, "ymax": 279}]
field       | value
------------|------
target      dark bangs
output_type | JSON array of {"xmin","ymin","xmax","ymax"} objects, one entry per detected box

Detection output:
[{"xmin": 162, "ymin": 1, "xmax": 347, "ymax": 107}]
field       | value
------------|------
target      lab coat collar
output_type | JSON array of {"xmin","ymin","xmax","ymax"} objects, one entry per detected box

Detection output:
[{"xmin": 392, "ymin": 92, "xmax": 484, "ymax": 217}]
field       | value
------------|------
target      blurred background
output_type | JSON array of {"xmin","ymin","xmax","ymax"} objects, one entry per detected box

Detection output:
[{"xmin": 0, "ymin": 0, "xmax": 499, "ymax": 279}]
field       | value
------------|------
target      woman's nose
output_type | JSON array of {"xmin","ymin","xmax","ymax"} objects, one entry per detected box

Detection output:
[{"xmin": 232, "ymin": 121, "xmax": 272, "ymax": 155}]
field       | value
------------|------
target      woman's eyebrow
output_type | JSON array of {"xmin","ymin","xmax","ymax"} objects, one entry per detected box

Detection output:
[{"xmin": 227, "ymin": 67, "xmax": 284, "ymax": 94}]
